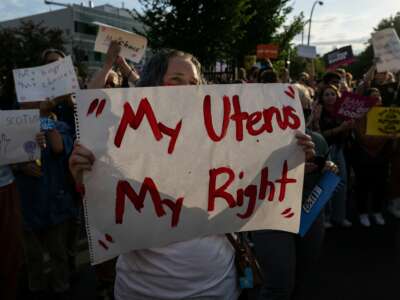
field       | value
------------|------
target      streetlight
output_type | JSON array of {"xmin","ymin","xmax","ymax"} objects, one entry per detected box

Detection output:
[{"xmin": 307, "ymin": 1, "xmax": 324, "ymax": 46}]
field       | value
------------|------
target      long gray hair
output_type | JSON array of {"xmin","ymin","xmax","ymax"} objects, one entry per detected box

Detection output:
[{"xmin": 137, "ymin": 49, "xmax": 204, "ymax": 87}]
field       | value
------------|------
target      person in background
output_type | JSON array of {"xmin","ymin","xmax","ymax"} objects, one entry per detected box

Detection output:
[
  {"xmin": 0, "ymin": 130, "xmax": 45, "ymax": 300},
  {"xmin": 335, "ymin": 68, "xmax": 350, "ymax": 93},
  {"xmin": 346, "ymin": 72, "xmax": 354, "ymax": 90},
  {"xmin": 14, "ymin": 101, "xmax": 77, "ymax": 300},
  {"xmin": 350, "ymin": 88, "xmax": 394, "ymax": 226},
  {"xmin": 249, "ymin": 90, "xmax": 337, "ymax": 300},
  {"xmin": 0, "ymin": 162, "xmax": 22, "ymax": 300},
  {"xmin": 314, "ymin": 84, "xmax": 353, "ymax": 228},
  {"xmin": 279, "ymin": 68, "xmax": 291, "ymax": 83},
  {"xmin": 40, "ymin": 48, "xmax": 82, "ymax": 278},
  {"xmin": 247, "ymin": 66, "xmax": 260, "ymax": 83},
  {"xmin": 88, "ymin": 41, "xmax": 139, "ymax": 89},
  {"xmin": 236, "ymin": 67, "xmax": 247, "ymax": 83},
  {"xmin": 359, "ymin": 65, "xmax": 400, "ymax": 106},
  {"xmin": 321, "ymin": 71, "xmax": 341, "ymax": 90},
  {"xmin": 258, "ymin": 69, "xmax": 279, "ymax": 83}
]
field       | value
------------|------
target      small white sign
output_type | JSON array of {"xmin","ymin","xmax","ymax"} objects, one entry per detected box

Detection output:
[
  {"xmin": 94, "ymin": 22, "xmax": 147, "ymax": 63},
  {"xmin": 0, "ymin": 109, "xmax": 40, "ymax": 166},
  {"xmin": 13, "ymin": 56, "xmax": 79, "ymax": 103},
  {"xmin": 372, "ymin": 28, "xmax": 400, "ymax": 73},
  {"xmin": 296, "ymin": 45, "xmax": 317, "ymax": 59}
]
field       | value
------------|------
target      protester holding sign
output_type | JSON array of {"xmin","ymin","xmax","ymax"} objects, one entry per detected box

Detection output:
[
  {"xmin": 350, "ymin": 88, "xmax": 394, "ymax": 227},
  {"xmin": 0, "ymin": 104, "xmax": 46, "ymax": 300},
  {"xmin": 0, "ymin": 164, "xmax": 22, "ymax": 300},
  {"xmin": 315, "ymin": 84, "xmax": 353, "ymax": 228},
  {"xmin": 69, "ymin": 49, "xmax": 315, "ymax": 300},
  {"xmin": 88, "ymin": 41, "xmax": 140, "ymax": 89},
  {"xmin": 40, "ymin": 49, "xmax": 77, "ymax": 135},
  {"xmin": 12, "ymin": 101, "xmax": 77, "ymax": 299}
]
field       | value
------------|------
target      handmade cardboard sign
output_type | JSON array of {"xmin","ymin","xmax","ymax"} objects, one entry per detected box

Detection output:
[
  {"xmin": 74, "ymin": 84, "xmax": 306, "ymax": 264},
  {"xmin": 0, "ymin": 109, "xmax": 40, "ymax": 166},
  {"xmin": 13, "ymin": 56, "xmax": 79, "ymax": 103},
  {"xmin": 94, "ymin": 22, "xmax": 147, "ymax": 63},
  {"xmin": 372, "ymin": 28, "xmax": 400, "ymax": 73},
  {"xmin": 334, "ymin": 92, "xmax": 378, "ymax": 120},
  {"xmin": 366, "ymin": 107, "xmax": 400, "ymax": 136},
  {"xmin": 296, "ymin": 45, "xmax": 317, "ymax": 59}
]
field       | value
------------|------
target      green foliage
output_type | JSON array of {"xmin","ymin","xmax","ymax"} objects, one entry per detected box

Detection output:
[
  {"xmin": 135, "ymin": 0, "xmax": 304, "ymax": 67},
  {"xmin": 348, "ymin": 11, "xmax": 400, "ymax": 79},
  {"xmin": 135, "ymin": 0, "xmax": 252, "ymax": 66},
  {"xmin": 0, "ymin": 21, "xmax": 65, "ymax": 108},
  {"xmin": 236, "ymin": 0, "xmax": 304, "ymax": 61}
]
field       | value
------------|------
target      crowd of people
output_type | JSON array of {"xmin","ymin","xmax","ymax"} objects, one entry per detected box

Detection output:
[{"xmin": 1, "ymin": 39, "xmax": 400, "ymax": 300}]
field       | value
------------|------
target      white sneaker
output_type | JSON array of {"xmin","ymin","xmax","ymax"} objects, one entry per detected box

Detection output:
[
  {"xmin": 372, "ymin": 213, "xmax": 385, "ymax": 226},
  {"xmin": 388, "ymin": 198, "xmax": 400, "ymax": 219},
  {"xmin": 359, "ymin": 214, "xmax": 371, "ymax": 227},
  {"xmin": 341, "ymin": 219, "xmax": 352, "ymax": 227},
  {"xmin": 324, "ymin": 221, "xmax": 333, "ymax": 229}
]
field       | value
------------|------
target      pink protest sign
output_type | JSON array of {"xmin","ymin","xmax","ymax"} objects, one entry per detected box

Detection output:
[{"xmin": 334, "ymin": 92, "xmax": 378, "ymax": 120}]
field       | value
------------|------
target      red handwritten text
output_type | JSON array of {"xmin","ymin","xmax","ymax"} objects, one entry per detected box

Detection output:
[
  {"xmin": 208, "ymin": 160, "xmax": 296, "ymax": 219},
  {"xmin": 114, "ymin": 99, "xmax": 182, "ymax": 154},
  {"xmin": 115, "ymin": 178, "xmax": 184, "ymax": 227},
  {"xmin": 203, "ymin": 95, "xmax": 301, "ymax": 142}
]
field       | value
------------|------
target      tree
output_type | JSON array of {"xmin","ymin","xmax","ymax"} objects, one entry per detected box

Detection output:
[
  {"xmin": 134, "ymin": 0, "xmax": 303, "ymax": 68},
  {"xmin": 0, "ymin": 21, "xmax": 65, "ymax": 109},
  {"xmin": 134, "ymin": 0, "xmax": 252, "ymax": 66},
  {"xmin": 234, "ymin": 0, "xmax": 304, "ymax": 63},
  {"xmin": 348, "ymin": 12, "xmax": 400, "ymax": 79}
]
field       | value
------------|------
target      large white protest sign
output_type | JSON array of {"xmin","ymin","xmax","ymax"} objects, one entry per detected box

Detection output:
[
  {"xmin": 0, "ymin": 109, "xmax": 40, "ymax": 166},
  {"xmin": 13, "ymin": 56, "xmax": 79, "ymax": 103},
  {"xmin": 296, "ymin": 45, "xmax": 317, "ymax": 59},
  {"xmin": 94, "ymin": 22, "xmax": 147, "ymax": 63},
  {"xmin": 75, "ymin": 84, "xmax": 305, "ymax": 264},
  {"xmin": 372, "ymin": 28, "xmax": 400, "ymax": 73}
]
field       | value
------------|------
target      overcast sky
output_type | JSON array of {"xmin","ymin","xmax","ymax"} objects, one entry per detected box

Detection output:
[{"xmin": 1, "ymin": 0, "xmax": 399, "ymax": 55}]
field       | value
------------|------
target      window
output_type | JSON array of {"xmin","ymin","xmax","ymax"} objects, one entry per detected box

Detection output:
[{"xmin": 74, "ymin": 21, "xmax": 97, "ymax": 35}]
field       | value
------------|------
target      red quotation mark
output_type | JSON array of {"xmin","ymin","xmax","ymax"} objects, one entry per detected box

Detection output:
[
  {"xmin": 87, "ymin": 98, "xmax": 107, "ymax": 117},
  {"xmin": 281, "ymin": 208, "xmax": 295, "ymax": 219},
  {"xmin": 98, "ymin": 234, "xmax": 114, "ymax": 250},
  {"xmin": 284, "ymin": 85, "xmax": 295, "ymax": 100}
]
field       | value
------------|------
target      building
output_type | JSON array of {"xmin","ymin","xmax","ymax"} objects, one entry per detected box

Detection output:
[{"xmin": 0, "ymin": 3, "xmax": 145, "ymax": 74}]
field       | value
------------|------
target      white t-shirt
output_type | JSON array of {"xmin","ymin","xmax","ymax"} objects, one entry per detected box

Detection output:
[{"xmin": 114, "ymin": 235, "xmax": 239, "ymax": 300}]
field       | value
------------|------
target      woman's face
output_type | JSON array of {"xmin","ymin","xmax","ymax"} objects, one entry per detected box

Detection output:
[
  {"xmin": 162, "ymin": 56, "xmax": 199, "ymax": 86},
  {"xmin": 322, "ymin": 87, "xmax": 337, "ymax": 106}
]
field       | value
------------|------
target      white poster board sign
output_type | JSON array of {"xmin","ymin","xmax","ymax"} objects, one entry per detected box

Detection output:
[
  {"xmin": 297, "ymin": 45, "xmax": 317, "ymax": 59},
  {"xmin": 94, "ymin": 22, "xmax": 147, "ymax": 63},
  {"xmin": 372, "ymin": 28, "xmax": 400, "ymax": 73},
  {"xmin": 75, "ymin": 84, "xmax": 305, "ymax": 264},
  {"xmin": 13, "ymin": 56, "xmax": 79, "ymax": 103},
  {"xmin": 0, "ymin": 109, "xmax": 40, "ymax": 166}
]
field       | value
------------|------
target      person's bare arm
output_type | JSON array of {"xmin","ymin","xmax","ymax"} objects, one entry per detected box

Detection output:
[
  {"xmin": 88, "ymin": 41, "xmax": 121, "ymax": 89},
  {"xmin": 116, "ymin": 56, "xmax": 140, "ymax": 84}
]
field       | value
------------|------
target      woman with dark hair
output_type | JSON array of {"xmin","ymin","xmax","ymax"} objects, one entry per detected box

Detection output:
[
  {"xmin": 314, "ymin": 84, "xmax": 353, "ymax": 228},
  {"xmin": 68, "ymin": 49, "xmax": 315, "ymax": 300}
]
